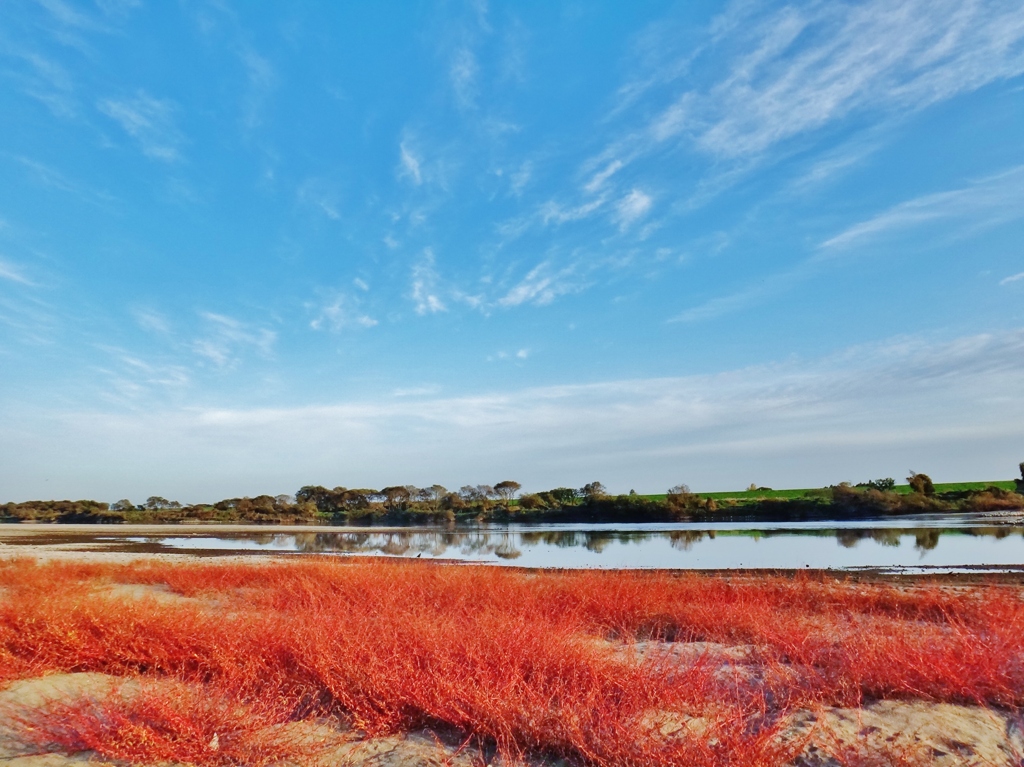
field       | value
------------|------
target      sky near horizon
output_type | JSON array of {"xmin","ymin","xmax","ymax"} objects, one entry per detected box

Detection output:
[{"xmin": 2, "ymin": 0, "xmax": 1024, "ymax": 503}]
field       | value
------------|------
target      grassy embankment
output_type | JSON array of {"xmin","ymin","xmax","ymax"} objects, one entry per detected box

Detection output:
[
  {"xmin": 2, "ymin": 558, "xmax": 1024, "ymax": 766},
  {"xmin": 640, "ymin": 481, "xmax": 1018, "ymax": 503},
  {"xmin": 669, "ymin": 481, "xmax": 1019, "ymax": 502}
]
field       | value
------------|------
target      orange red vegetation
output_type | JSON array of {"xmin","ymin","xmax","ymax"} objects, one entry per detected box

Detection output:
[{"xmin": 1, "ymin": 557, "xmax": 1022, "ymax": 766}]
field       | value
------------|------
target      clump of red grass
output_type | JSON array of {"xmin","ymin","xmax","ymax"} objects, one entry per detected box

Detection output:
[
  {"xmin": 12, "ymin": 680, "xmax": 312, "ymax": 767},
  {"xmin": 1, "ymin": 557, "xmax": 1022, "ymax": 766}
]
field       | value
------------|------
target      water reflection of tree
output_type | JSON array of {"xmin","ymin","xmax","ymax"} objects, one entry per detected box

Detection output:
[
  {"xmin": 520, "ymin": 531, "xmax": 584, "ymax": 548},
  {"xmin": 669, "ymin": 530, "xmax": 711, "ymax": 551},
  {"xmin": 494, "ymin": 534, "xmax": 521, "ymax": 560},
  {"xmin": 836, "ymin": 529, "xmax": 931, "ymax": 550},
  {"xmin": 965, "ymin": 526, "xmax": 1013, "ymax": 539},
  {"xmin": 871, "ymin": 530, "xmax": 903, "ymax": 547},
  {"xmin": 836, "ymin": 530, "xmax": 862, "ymax": 549},
  {"xmin": 914, "ymin": 530, "xmax": 940, "ymax": 551},
  {"xmin": 460, "ymin": 533, "xmax": 498, "ymax": 555},
  {"xmin": 274, "ymin": 523, "xmax": 1018, "ymax": 562},
  {"xmin": 381, "ymin": 535, "xmax": 411, "ymax": 556}
]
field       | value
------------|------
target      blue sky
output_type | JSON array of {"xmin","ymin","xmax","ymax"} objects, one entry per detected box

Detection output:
[{"xmin": 2, "ymin": 0, "xmax": 1024, "ymax": 502}]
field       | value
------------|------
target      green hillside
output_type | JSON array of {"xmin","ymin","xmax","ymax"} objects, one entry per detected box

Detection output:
[{"xmin": 643, "ymin": 481, "xmax": 1018, "ymax": 502}]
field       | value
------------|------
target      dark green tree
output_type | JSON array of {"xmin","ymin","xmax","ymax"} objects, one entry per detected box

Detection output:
[
  {"xmin": 517, "ymin": 494, "xmax": 547, "ymax": 510},
  {"xmin": 857, "ymin": 478, "xmax": 896, "ymax": 491},
  {"xmin": 380, "ymin": 486, "xmax": 411, "ymax": 512},
  {"xmin": 547, "ymin": 487, "xmax": 579, "ymax": 506}
]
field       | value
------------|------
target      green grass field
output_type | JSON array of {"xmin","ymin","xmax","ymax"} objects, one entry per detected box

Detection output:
[{"xmin": 641, "ymin": 481, "xmax": 1018, "ymax": 502}]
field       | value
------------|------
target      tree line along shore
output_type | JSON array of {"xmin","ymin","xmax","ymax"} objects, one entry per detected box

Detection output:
[{"xmin": 3, "ymin": 466, "xmax": 1024, "ymax": 525}]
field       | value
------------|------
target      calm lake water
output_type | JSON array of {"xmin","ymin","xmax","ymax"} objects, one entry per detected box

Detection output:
[{"xmin": 5, "ymin": 511, "xmax": 1024, "ymax": 572}]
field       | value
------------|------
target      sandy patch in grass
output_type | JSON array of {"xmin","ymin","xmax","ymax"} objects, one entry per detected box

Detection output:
[
  {"xmin": 0, "ymin": 755, "xmax": 120, "ymax": 766},
  {"xmin": 789, "ymin": 701, "xmax": 1024, "ymax": 766},
  {"xmin": 4, "ymin": 668, "xmax": 1023, "ymax": 766},
  {"xmin": 0, "ymin": 673, "xmax": 134, "ymax": 760},
  {"xmin": 582, "ymin": 635, "xmax": 1024, "ymax": 766},
  {"xmin": 0, "ymin": 673, "xmax": 512, "ymax": 767},
  {"xmin": 91, "ymin": 582, "xmax": 212, "ymax": 607}
]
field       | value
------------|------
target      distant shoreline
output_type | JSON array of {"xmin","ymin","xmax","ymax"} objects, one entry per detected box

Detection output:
[{"xmin": 4, "ymin": 477, "xmax": 1023, "ymax": 526}]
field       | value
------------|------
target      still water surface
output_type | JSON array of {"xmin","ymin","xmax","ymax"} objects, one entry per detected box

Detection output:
[{"xmin": 7, "ymin": 511, "xmax": 1024, "ymax": 572}]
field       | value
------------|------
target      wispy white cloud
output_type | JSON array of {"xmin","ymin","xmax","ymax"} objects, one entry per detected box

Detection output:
[
  {"xmin": 488, "ymin": 347, "xmax": 530, "ymax": 362},
  {"xmin": 673, "ymin": 164, "xmax": 1024, "ymax": 323},
  {"xmin": 10, "ymin": 329, "xmax": 1024, "ymax": 499},
  {"xmin": 97, "ymin": 90, "xmax": 184, "ymax": 162},
  {"xmin": 296, "ymin": 178, "xmax": 341, "ymax": 220},
  {"xmin": 192, "ymin": 312, "xmax": 275, "ymax": 368},
  {"xmin": 499, "ymin": 261, "xmax": 582, "ymax": 307},
  {"xmin": 94, "ymin": 0, "xmax": 142, "ymax": 19},
  {"xmin": 14, "ymin": 156, "xmax": 115, "ymax": 204},
  {"xmin": 239, "ymin": 47, "xmax": 278, "ymax": 131},
  {"xmin": 1001, "ymin": 271, "xmax": 1024, "ymax": 285},
  {"xmin": 35, "ymin": 0, "xmax": 101, "ymax": 30},
  {"xmin": 585, "ymin": 0, "xmax": 1024, "ymax": 214},
  {"xmin": 449, "ymin": 287, "xmax": 487, "ymax": 312},
  {"xmin": 411, "ymin": 249, "xmax": 447, "ymax": 315},
  {"xmin": 309, "ymin": 292, "xmax": 377, "ymax": 332},
  {"xmin": 509, "ymin": 161, "xmax": 532, "ymax": 196},
  {"xmin": 93, "ymin": 347, "xmax": 192, "ymax": 406},
  {"xmin": 172, "ymin": 2, "xmax": 276, "ymax": 133},
  {"xmin": 450, "ymin": 46, "xmax": 479, "ymax": 109},
  {"xmin": 607, "ymin": 15, "xmax": 703, "ymax": 120},
  {"xmin": 498, "ymin": 15, "xmax": 528, "ymax": 84},
  {"xmin": 670, "ymin": 268, "xmax": 808, "ymax": 324},
  {"xmin": 615, "ymin": 188, "xmax": 653, "ymax": 230},
  {"xmin": 8, "ymin": 49, "xmax": 78, "ymax": 117},
  {"xmin": 652, "ymin": 0, "xmax": 1024, "ymax": 159},
  {"xmin": 392, "ymin": 385, "xmax": 441, "ymax": 398},
  {"xmin": 132, "ymin": 307, "xmax": 172, "ymax": 335},
  {"xmin": 784, "ymin": 134, "xmax": 885, "ymax": 193},
  {"xmin": 584, "ymin": 160, "xmax": 624, "ymax": 194},
  {"xmin": 398, "ymin": 140, "xmax": 423, "ymax": 185},
  {"xmin": 0, "ymin": 257, "xmax": 34, "ymax": 286},
  {"xmin": 819, "ymin": 165, "xmax": 1024, "ymax": 252},
  {"xmin": 538, "ymin": 196, "xmax": 607, "ymax": 226}
]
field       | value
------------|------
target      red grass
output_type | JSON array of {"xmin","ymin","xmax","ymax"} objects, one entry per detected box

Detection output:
[
  {"xmin": 1, "ymin": 558, "xmax": 1022, "ymax": 766},
  {"xmin": 14, "ymin": 681, "xmax": 310, "ymax": 767}
]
